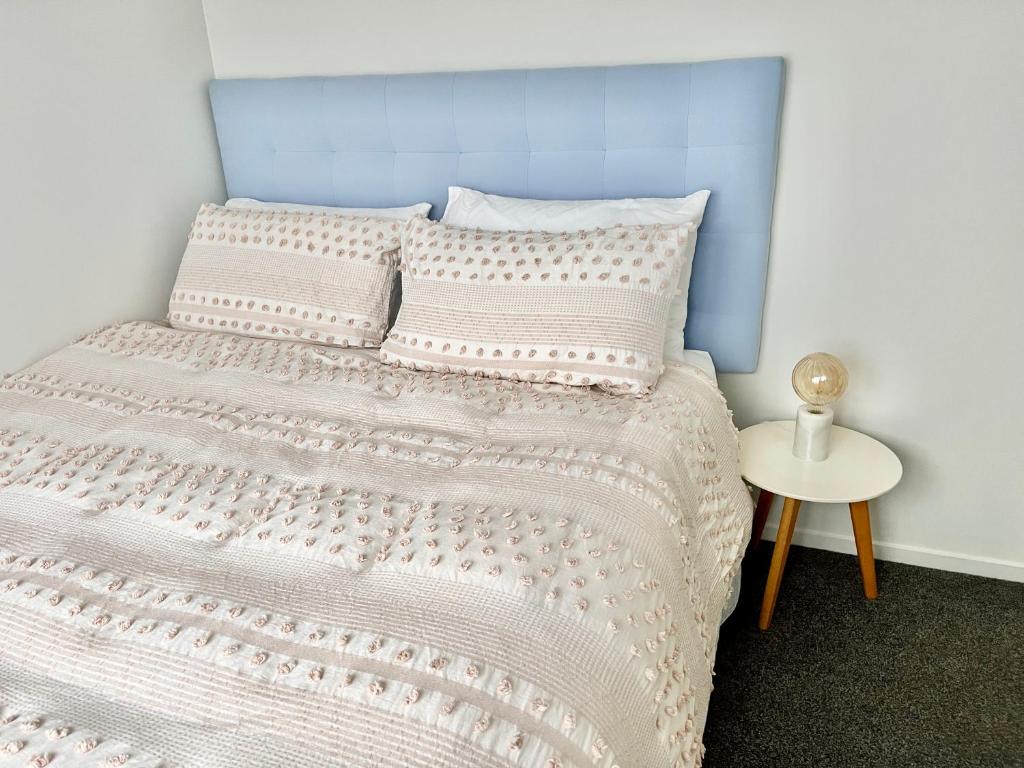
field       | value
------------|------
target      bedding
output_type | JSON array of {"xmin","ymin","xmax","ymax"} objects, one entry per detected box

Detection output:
[
  {"xmin": 168, "ymin": 204, "xmax": 403, "ymax": 347},
  {"xmin": 0, "ymin": 320, "xmax": 750, "ymax": 768},
  {"xmin": 226, "ymin": 198, "xmax": 432, "ymax": 220},
  {"xmin": 441, "ymin": 187, "xmax": 711, "ymax": 362},
  {"xmin": 381, "ymin": 217, "xmax": 689, "ymax": 395},
  {"xmin": 680, "ymin": 350, "xmax": 716, "ymax": 384}
]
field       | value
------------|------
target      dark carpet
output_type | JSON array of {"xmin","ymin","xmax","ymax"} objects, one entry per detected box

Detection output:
[{"xmin": 703, "ymin": 545, "xmax": 1023, "ymax": 768}]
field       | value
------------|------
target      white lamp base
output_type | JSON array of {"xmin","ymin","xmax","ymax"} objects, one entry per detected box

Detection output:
[{"xmin": 792, "ymin": 404, "xmax": 834, "ymax": 461}]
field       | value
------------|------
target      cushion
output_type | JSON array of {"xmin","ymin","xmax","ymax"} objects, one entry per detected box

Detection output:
[
  {"xmin": 169, "ymin": 204, "xmax": 402, "ymax": 347},
  {"xmin": 441, "ymin": 186, "xmax": 710, "ymax": 362},
  {"xmin": 380, "ymin": 216, "xmax": 689, "ymax": 395},
  {"xmin": 226, "ymin": 197, "xmax": 431, "ymax": 219}
]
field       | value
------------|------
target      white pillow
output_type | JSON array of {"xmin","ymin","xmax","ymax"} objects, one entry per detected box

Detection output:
[
  {"xmin": 442, "ymin": 186, "xmax": 710, "ymax": 362},
  {"xmin": 226, "ymin": 197, "xmax": 432, "ymax": 220}
]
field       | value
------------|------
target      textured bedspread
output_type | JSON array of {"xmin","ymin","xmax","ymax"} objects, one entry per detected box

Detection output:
[{"xmin": 0, "ymin": 321, "xmax": 750, "ymax": 768}]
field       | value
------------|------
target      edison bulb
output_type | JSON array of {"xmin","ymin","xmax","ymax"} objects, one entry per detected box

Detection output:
[{"xmin": 792, "ymin": 352, "xmax": 848, "ymax": 410}]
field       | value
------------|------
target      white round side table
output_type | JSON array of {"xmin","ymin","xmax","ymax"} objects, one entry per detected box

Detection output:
[{"xmin": 739, "ymin": 421, "xmax": 903, "ymax": 630}]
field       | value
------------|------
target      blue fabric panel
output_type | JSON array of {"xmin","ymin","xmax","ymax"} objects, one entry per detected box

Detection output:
[
  {"xmin": 394, "ymin": 153, "xmax": 459, "ymax": 214},
  {"xmin": 386, "ymin": 74, "xmax": 459, "ymax": 152},
  {"xmin": 604, "ymin": 149, "xmax": 688, "ymax": 198},
  {"xmin": 688, "ymin": 59, "xmax": 783, "ymax": 147},
  {"xmin": 322, "ymin": 77, "xmax": 391, "ymax": 151},
  {"xmin": 452, "ymin": 71, "xmax": 530, "ymax": 152},
  {"xmin": 528, "ymin": 152, "xmax": 607, "ymax": 200},
  {"xmin": 272, "ymin": 151, "xmax": 334, "ymax": 205},
  {"xmin": 457, "ymin": 152, "xmax": 531, "ymax": 197},
  {"xmin": 604, "ymin": 65, "xmax": 690, "ymax": 149},
  {"xmin": 209, "ymin": 57, "xmax": 784, "ymax": 372},
  {"xmin": 331, "ymin": 152, "xmax": 396, "ymax": 207},
  {"xmin": 524, "ymin": 69, "xmax": 606, "ymax": 152}
]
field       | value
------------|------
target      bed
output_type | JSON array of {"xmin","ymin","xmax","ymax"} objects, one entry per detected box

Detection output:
[{"xmin": 0, "ymin": 59, "xmax": 783, "ymax": 767}]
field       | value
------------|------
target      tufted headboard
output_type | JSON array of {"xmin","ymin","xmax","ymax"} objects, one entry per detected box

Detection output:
[{"xmin": 209, "ymin": 57, "xmax": 784, "ymax": 372}]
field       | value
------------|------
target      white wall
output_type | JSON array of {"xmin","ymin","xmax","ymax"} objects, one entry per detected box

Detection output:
[
  {"xmin": 201, "ymin": 0, "xmax": 1024, "ymax": 580},
  {"xmin": 0, "ymin": 0, "xmax": 224, "ymax": 373}
]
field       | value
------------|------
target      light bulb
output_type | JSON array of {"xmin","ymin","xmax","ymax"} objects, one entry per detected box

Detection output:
[{"xmin": 792, "ymin": 352, "xmax": 848, "ymax": 412}]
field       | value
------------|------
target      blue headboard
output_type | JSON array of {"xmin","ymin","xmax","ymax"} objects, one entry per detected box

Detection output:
[{"xmin": 209, "ymin": 57, "xmax": 784, "ymax": 372}]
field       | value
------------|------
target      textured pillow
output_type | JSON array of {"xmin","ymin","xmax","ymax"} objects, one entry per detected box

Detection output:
[
  {"xmin": 169, "ymin": 204, "xmax": 403, "ymax": 347},
  {"xmin": 441, "ymin": 186, "xmax": 710, "ymax": 362},
  {"xmin": 226, "ymin": 197, "xmax": 432, "ymax": 219},
  {"xmin": 380, "ymin": 217, "xmax": 689, "ymax": 394}
]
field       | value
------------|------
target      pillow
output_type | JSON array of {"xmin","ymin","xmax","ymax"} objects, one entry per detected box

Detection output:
[
  {"xmin": 441, "ymin": 186, "xmax": 710, "ymax": 362},
  {"xmin": 169, "ymin": 203, "xmax": 403, "ymax": 347},
  {"xmin": 226, "ymin": 197, "xmax": 432, "ymax": 220},
  {"xmin": 380, "ymin": 217, "xmax": 689, "ymax": 395}
]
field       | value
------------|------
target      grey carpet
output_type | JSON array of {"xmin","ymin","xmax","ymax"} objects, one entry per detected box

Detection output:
[{"xmin": 704, "ymin": 545, "xmax": 1023, "ymax": 768}]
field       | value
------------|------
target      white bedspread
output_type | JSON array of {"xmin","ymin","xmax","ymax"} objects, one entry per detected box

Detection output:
[{"xmin": 0, "ymin": 322, "xmax": 750, "ymax": 768}]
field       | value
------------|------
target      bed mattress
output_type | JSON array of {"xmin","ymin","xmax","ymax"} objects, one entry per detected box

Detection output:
[{"xmin": 0, "ymin": 322, "xmax": 750, "ymax": 768}]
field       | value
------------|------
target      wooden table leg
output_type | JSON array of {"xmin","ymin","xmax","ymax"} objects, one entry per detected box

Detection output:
[
  {"xmin": 850, "ymin": 500, "xmax": 878, "ymax": 599},
  {"xmin": 759, "ymin": 496, "xmax": 801, "ymax": 630},
  {"xmin": 750, "ymin": 489, "xmax": 775, "ymax": 550}
]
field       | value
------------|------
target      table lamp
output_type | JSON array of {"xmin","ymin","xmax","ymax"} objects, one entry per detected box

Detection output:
[{"xmin": 791, "ymin": 352, "xmax": 848, "ymax": 461}]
